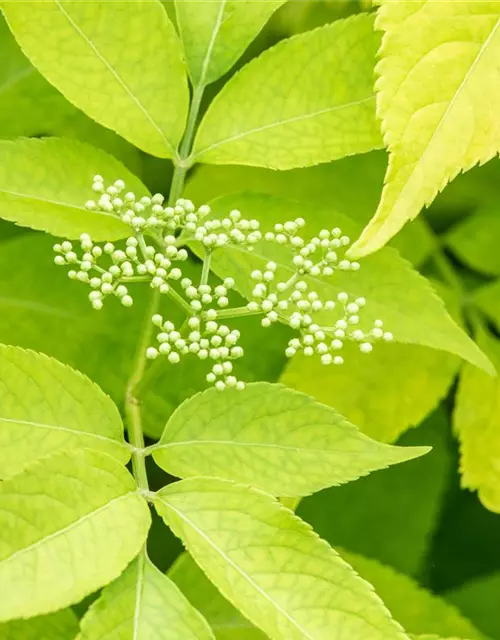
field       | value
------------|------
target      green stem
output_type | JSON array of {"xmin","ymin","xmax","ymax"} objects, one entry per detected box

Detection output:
[
  {"xmin": 124, "ymin": 82, "xmax": 206, "ymax": 490},
  {"xmin": 216, "ymin": 306, "xmax": 263, "ymax": 320},
  {"xmin": 124, "ymin": 289, "xmax": 159, "ymax": 491},
  {"xmin": 166, "ymin": 286, "xmax": 193, "ymax": 314},
  {"xmin": 200, "ymin": 250, "xmax": 212, "ymax": 286}
]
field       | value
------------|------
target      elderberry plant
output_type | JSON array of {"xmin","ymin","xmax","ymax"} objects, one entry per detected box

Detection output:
[
  {"xmin": 0, "ymin": 2, "xmax": 493, "ymax": 640},
  {"xmin": 53, "ymin": 176, "xmax": 393, "ymax": 391}
]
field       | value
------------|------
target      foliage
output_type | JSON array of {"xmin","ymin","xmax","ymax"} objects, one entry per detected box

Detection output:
[{"xmin": 0, "ymin": 1, "xmax": 499, "ymax": 639}]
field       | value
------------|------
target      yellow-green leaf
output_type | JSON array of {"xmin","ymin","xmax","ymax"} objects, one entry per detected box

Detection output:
[
  {"xmin": 281, "ymin": 342, "xmax": 458, "ymax": 443},
  {"xmin": 155, "ymin": 477, "xmax": 408, "ymax": 640},
  {"xmin": 0, "ymin": 450, "xmax": 151, "ymax": 621},
  {"xmin": 153, "ymin": 382, "xmax": 428, "ymax": 497},
  {"xmin": 193, "ymin": 14, "xmax": 383, "ymax": 169},
  {"xmin": 175, "ymin": 0, "xmax": 285, "ymax": 86},
  {"xmin": 1, "ymin": 0, "xmax": 188, "ymax": 158},
  {"xmin": 0, "ymin": 609, "xmax": 79, "ymax": 640},
  {"xmin": 350, "ymin": 1, "xmax": 500, "ymax": 257},
  {"xmin": 0, "ymin": 137, "xmax": 148, "ymax": 240},
  {"xmin": 0, "ymin": 345, "xmax": 130, "ymax": 478},
  {"xmin": 454, "ymin": 329, "xmax": 500, "ymax": 513},
  {"xmin": 80, "ymin": 551, "xmax": 214, "ymax": 640}
]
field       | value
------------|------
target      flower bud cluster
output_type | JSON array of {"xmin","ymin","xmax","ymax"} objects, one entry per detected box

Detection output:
[
  {"xmin": 146, "ymin": 312, "xmax": 245, "ymax": 391},
  {"xmin": 192, "ymin": 208, "xmax": 262, "ymax": 250},
  {"xmin": 54, "ymin": 177, "xmax": 395, "ymax": 390}
]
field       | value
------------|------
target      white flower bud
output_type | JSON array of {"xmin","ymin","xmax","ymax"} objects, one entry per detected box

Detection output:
[
  {"xmin": 383, "ymin": 332, "xmax": 393, "ymax": 342},
  {"xmin": 360, "ymin": 342, "xmax": 373, "ymax": 353},
  {"xmin": 168, "ymin": 352, "xmax": 180, "ymax": 364},
  {"xmin": 146, "ymin": 347, "xmax": 158, "ymax": 359},
  {"xmin": 333, "ymin": 356, "xmax": 343, "ymax": 365},
  {"xmin": 321, "ymin": 354, "xmax": 333, "ymax": 365},
  {"xmin": 121, "ymin": 295, "xmax": 133, "ymax": 307},
  {"xmin": 92, "ymin": 299, "xmax": 103, "ymax": 310}
]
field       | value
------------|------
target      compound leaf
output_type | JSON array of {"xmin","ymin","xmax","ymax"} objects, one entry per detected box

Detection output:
[
  {"xmin": 155, "ymin": 477, "xmax": 408, "ymax": 640},
  {"xmin": 0, "ymin": 344, "xmax": 130, "ymax": 478},
  {"xmin": 0, "ymin": 609, "xmax": 79, "ymax": 640},
  {"xmin": 175, "ymin": 0, "xmax": 285, "ymax": 86},
  {"xmin": 194, "ymin": 192, "xmax": 492, "ymax": 373},
  {"xmin": 350, "ymin": 1, "xmax": 500, "ymax": 257},
  {"xmin": 0, "ymin": 137, "xmax": 148, "ymax": 240},
  {"xmin": 0, "ymin": 449, "xmax": 151, "ymax": 621},
  {"xmin": 193, "ymin": 14, "xmax": 383, "ymax": 169},
  {"xmin": 80, "ymin": 551, "xmax": 214, "ymax": 640},
  {"xmin": 454, "ymin": 328, "xmax": 500, "ymax": 513},
  {"xmin": 153, "ymin": 382, "xmax": 429, "ymax": 497},
  {"xmin": 1, "ymin": 0, "xmax": 188, "ymax": 158}
]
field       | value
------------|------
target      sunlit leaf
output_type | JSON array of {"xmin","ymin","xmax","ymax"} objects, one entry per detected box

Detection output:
[{"xmin": 350, "ymin": 0, "xmax": 500, "ymax": 257}]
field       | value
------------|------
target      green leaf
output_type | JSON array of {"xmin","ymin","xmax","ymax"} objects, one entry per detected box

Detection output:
[
  {"xmin": 184, "ymin": 152, "xmax": 434, "ymax": 268},
  {"xmin": 472, "ymin": 280, "xmax": 500, "ymax": 332},
  {"xmin": 350, "ymin": 1, "xmax": 500, "ymax": 257},
  {"xmin": 298, "ymin": 409, "xmax": 454, "ymax": 578},
  {"xmin": 340, "ymin": 551, "xmax": 486, "ymax": 640},
  {"xmin": 0, "ymin": 609, "xmax": 79, "ymax": 640},
  {"xmin": 192, "ymin": 14, "xmax": 383, "ymax": 169},
  {"xmin": 168, "ymin": 552, "xmax": 269, "ymax": 640},
  {"xmin": 446, "ymin": 207, "xmax": 500, "ymax": 277},
  {"xmin": 0, "ymin": 137, "xmax": 148, "ymax": 240},
  {"xmin": 153, "ymin": 382, "xmax": 429, "ymax": 497},
  {"xmin": 0, "ymin": 15, "xmax": 75, "ymax": 139},
  {"xmin": 155, "ymin": 477, "xmax": 408, "ymax": 640},
  {"xmin": 1, "ymin": 0, "xmax": 188, "ymax": 158},
  {"xmin": 194, "ymin": 192, "xmax": 492, "ymax": 373},
  {"xmin": 175, "ymin": 0, "xmax": 285, "ymax": 86},
  {"xmin": 169, "ymin": 547, "xmax": 486, "ymax": 640},
  {"xmin": 454, "ymin": 329, "xmax": 500, "ymax": 513},
  {"xmin": 80, "ymin": 551, "xmax": 214, "ymax": 640},
  {"xmin": 446, "ymin": 572, "xmax": 500, "ymax": 640},
  {"xmin": 0, "ymin": 449, "xmax": 151, "ymax": 621},
  {"xmin": 0, "ymin": 345, "xmax": 130, "ymax": 478},
  {"xmin": 281, "ymin": 341, "xmax": 458, "ymax": 444}
]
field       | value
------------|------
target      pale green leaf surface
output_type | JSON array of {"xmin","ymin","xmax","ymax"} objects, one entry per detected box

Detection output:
[
  {"xmin": 446, "ymin": 207, "xmax": 500, "ymax": 276},
  {"xmin": 0, "ymin": 14, "xmax": 142, "ymax": 174},
  {"xmin": 339, "ymin": 551, "xmax": 486, "ymax": 640},
  {"xmin": 169, "ymin": 546, "xmax": 485, "ymax": 640},
  {"xmin": 1, "ymin": 0, "xmax": 188, "ymax": 158},
  {"xmin": 80, "ymin": 552, "xmax": 214, "ymax": 640},
  {"xmin": 175, "ymin": 0, "xmax": 285, "ymax": 86},
  {"xmin": 350, "ymin": 0, "xmax": 500, "ymax": 257},
  {"xmin": 298, "ymin": 409, "xmax": 454, "ymax": 577},
  {"xmin": 156, "ymin": 477, "xmax": 408, "ymax": 640},
  {"xmin": 154, "ymin": 382, "xmax": 428, "ymax": 497},
  {"xmin": 0, "ymin": 609, "xmax": 79, "ymax": 640},
  {"xmin": 168, "ymin": 552, "xmax": 269, "ymax": 640},
  {"xmin": 185, "ymin": 152, "xmax": 434, "ymax": 268},
  {"xmin": 446, "ymin": 572, "xmax": 500, "ymax": 640},
  {"xmin": 0, "ymin": 137, "xmax": 147, "ymax": 240},
  {"xmin": 194, "ymin": 192, "xmax": 492, "ymax": 373},
  {"xmin": 193, "ymin": 14, "xmax": 383, "ymax": 169},
  {"xmin": 281, "ymin": 341, "xmax": 458, "ymax": 443},
  {"xmin": 0, "ymin": 344, "xmax": 129, "ymax": 478},
  {"xmin": 454, "ymin": 329, "xmax": 500, "ymax": 513},
  {"xmin": 0, "ymin": 449, "xmax": 151, "ymax": 621}
]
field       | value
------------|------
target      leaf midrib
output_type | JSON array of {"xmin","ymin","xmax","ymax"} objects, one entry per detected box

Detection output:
[
  {"xmin": 0, "ymin": 416, "xmax": 129, "ymax": 450},
  {"xmin": 0, "ymin": 491, "xmax": 135, "ymax": 567},
  {"xmin": 156, "ymin": 495, "xmax": 316, "ymax": 640},
  {"xmin": 54, "ymin": 0, "xmax": 175, "ymax": 156},
  {"xmin": 1, "ymin": 188, "xmax": 123, "ymax": 223},
  {"xmin": 195, "ymin": 96, "xmax": 375, "ymax": 158}
]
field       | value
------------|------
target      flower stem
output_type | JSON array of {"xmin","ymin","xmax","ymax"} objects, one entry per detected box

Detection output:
[
  {"xmin": 216, "ymin": 306, "xmax": 263, "ymax": 320},
  {"xmin": 124, "ymin": 81, "xmax": 206, "ymax": 489},
  {"xmin": 200, "ymin": 250, "xmax": 212, "ymax": 286}
]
